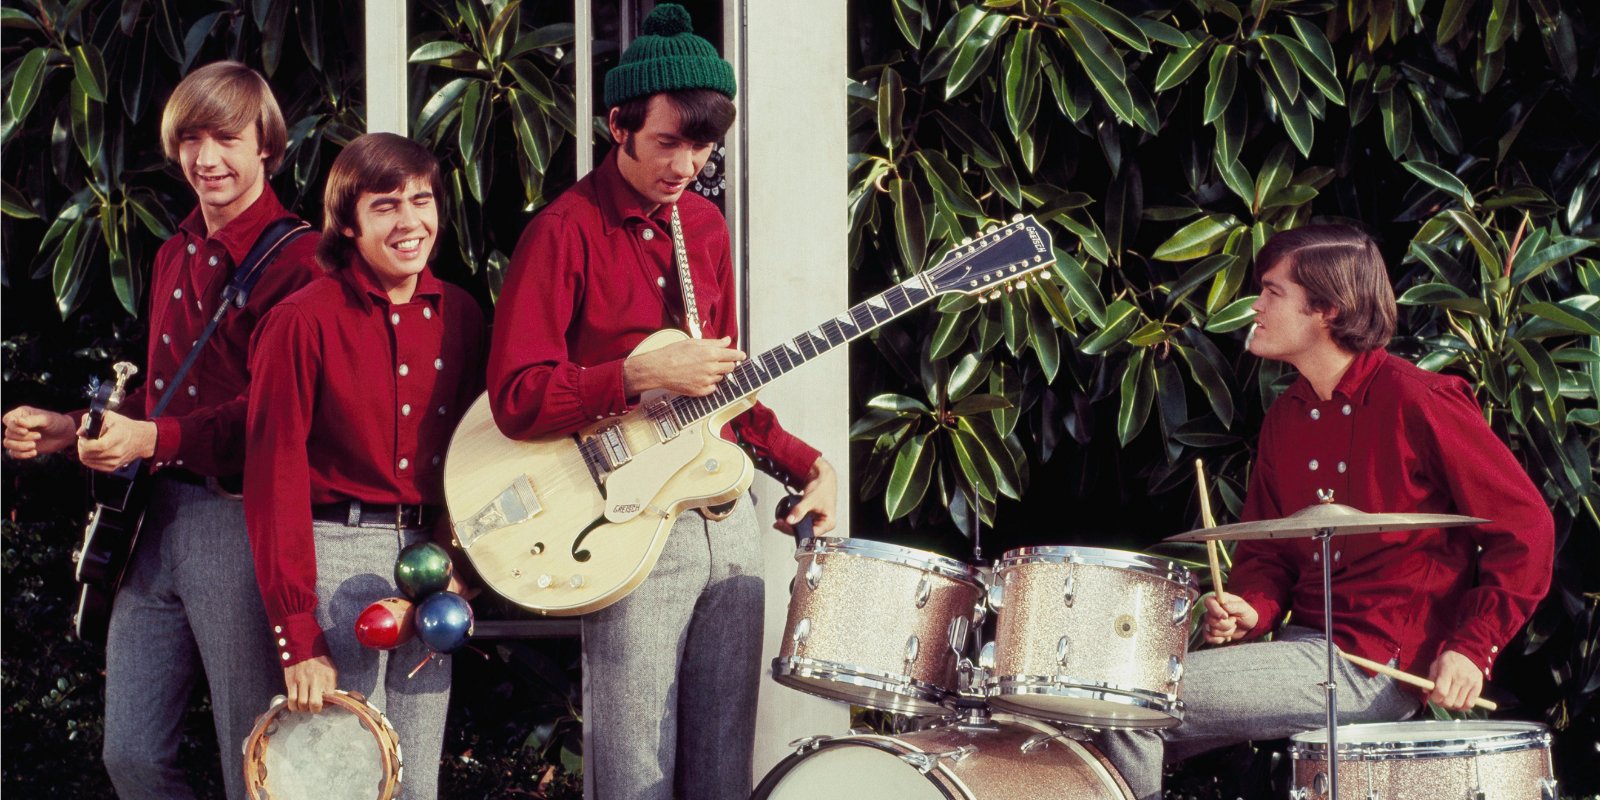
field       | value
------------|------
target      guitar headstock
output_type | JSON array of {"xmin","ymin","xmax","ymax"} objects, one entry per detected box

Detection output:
[
  {"xmin": 83, "ymin": 361, "xmax": 139, "ymax": 440},
  {"xmin": 924, "ymin": 215, "xmax": 1056, "ymax": 301}
]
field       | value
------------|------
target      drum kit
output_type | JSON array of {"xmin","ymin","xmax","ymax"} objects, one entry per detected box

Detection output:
[{"xmin": 760, "ymin": 496, "xmax": 1560, "ymax": 799}]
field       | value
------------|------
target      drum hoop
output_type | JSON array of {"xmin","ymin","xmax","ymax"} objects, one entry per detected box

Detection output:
[
  {"xmin": 1288, "ymin": 721, "xmax": 1552, "ymax": 761},
  {"xmin": 996, "ymin": 546, "xmax": 1196, "ymax": 588},
  {"xmin": 749, "ymin": 733, "xmax": 962, "ymax": 800},
  {"xmin": 985, "ymin": 677, "xmax": 1184, "ymax": 729},
  {"xmin": 771, "ymin": 656, "xmax": 951, "ymax": 714},
  {"xmin": 242, "ymin": 689, "xmax": 404, "ymax": 800},
  {"xmin": 800, "ymin": 537, "xmax": 982, "ymax": 585}
]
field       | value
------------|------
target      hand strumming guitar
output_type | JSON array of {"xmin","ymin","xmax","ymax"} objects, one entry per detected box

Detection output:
[{"xmin": 2, "ymin": 406, "xmax": 78, "ymax": 460}]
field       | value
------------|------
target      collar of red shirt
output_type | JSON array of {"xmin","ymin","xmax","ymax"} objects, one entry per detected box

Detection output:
[
  {"xmin": 592, "ymin": 149, "xmax": 673, "ymax": 235},
  {"xmin": 337, "ymin": 254, "xmax": 446, "ymax": 309},
  {"xmin": 1281, "ymin": 347, "xmax": 1388, "ymax": 407},
  {"xmin": 175, "ymin": 187, "xmax": 294, "ymax": 266}
]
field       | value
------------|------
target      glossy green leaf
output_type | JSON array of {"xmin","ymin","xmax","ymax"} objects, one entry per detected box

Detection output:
[
  {"xmin": 1202, "ymin": 44, "xmax": 1237, "ymax": 125},
  {"xmin": 1273, "ymin": 33, "xmax": 1344, "ymax": 105},
  {"xmin": 1059, "ymin": 0, "xmax": 1150, "ymax": 52},
  {"xmin": 1117, "ymin": 349, "xmax": 1155, "ymax": 445},
  {"xmin": 952, "ymin": 393, "xmax": 1012, "ymax": 416},
  {"xmin": 1061, "ymin": 19, "xmax": 1151, "ymax": 131},
  {"xmin": 1444, "ymin": 209, "xmax": 1502, "ymax": 278},
  {"xmin": 949, "ymin": 353, "xmax": 991, "ymax": 401},
  {"xmin": 1003, "ymin": 28, "xmax": 1041, "ymax": 139},
  {"xmin": 508, "ymin": 88, "xmax": 551, "ymax": 175},
  {"xmin": 877, "ymin": 66, "xmax": 905, "ymax": 154},
  {"xmin": 946, "ymin": 13, "xmax": 1006, "ymax": 99},
  {"xmin": 1127, "ymin": 320, "xmax": 1169, "ymax": 347},
  {"xmin": 1402, "ymin": 160, "xmax": 1474, "ymax": 209},
  {"xmin": 1258, "ymin": 36, "xmax": 1300, "ymax": 103},
  {"xmin": 1081, "ymin": 299, "xmax": 1141, "ymax": 355},
  {"xmin": 1105, "ymin": 163, "xmax": 1142, "ymax": 261},
  {"xmin": 1437, "ymin": 0, "xmax": 1471, "ymax": 41},
  {"xmin": 1154, "ymin": 37, "xmax": 1213, "ymax": 92},
  {"xmin": 1052, "ymin": 252, "xmax": 1105, "ymax": 326},
  {"xmin": 949, "ymin": 426, "xmax": 999, "ymax": 501},
  {"xmin": 1511, "ymin": 235, "xmax": 1594, "ymax": 286},
  {"xmin": 1205, "ymin": 295, "xmax": 1258, "ymax": 332},
  {"xmin": 1025, "ymin": 291, "xmax": 1062, "ymax": 381},
  {"xmin": 850, "ymin": 410, "xmax": 914, "ymax": 441},
  {"xmin": 7, "ymin": 47, "xmax": 50, "ymax": 123},
  {"xmin": 181, "ymin": 12, "xmax": 220, "ymax": 73},
  {"xmin": 68, "ymin": 80, "xmax": 102, "ymax": 167},
  {"xmin": 922, "ymin": 5, "xmax": 988, "ymax": 84},
  {"xmin": 884, "ymin": 432, "xmax": 935, "ymax": 520},
  {"xmin": 867, "ymin": 393, "xmax": 934, "ymax": 415},
  {"xmin": 930, "ymin": 309, "xmax": 977, "ymax": 360},
  {"xmin": 260, "ymin": 0, "xmax": 290, "ymax": 75},
  {"xmin": 890, "ymin": 0, "xmax": 926, "ymax": 48},
  {"xmin": 1523, "ymin": 302, "xmax": 1600, "ymax": 337},
  {"xmin": 892, "ymin": 178, "xmax": 928, "ymax": 272},
  {"xmin": 2, "ymin": 180, "xmax": 38, "ymax": 219},
  {"xmin": 1380, "ymin": 87, "xmax": 1413, "ymax": 160},
  {"xmin": 933, "ymin": 109, "xmax": 1004, "ymax": 169},
  {"xmin": 915, "ymin": 151, "xmax": 985, "ymax": 219},
  {"xmin": 410, "ymin": 40, "xmax": 476, "ymax": 65},
  {"xmin": 1205, "ymin": 248, "xmax": 1249, "ymax": 315},
  {"xmin": 417, "ymin": 78, "xmax": 471, "ymax": 143},
  {"xmin": 1154, "ymin": 214, "xmax": 1239, "ymax": 262},
  {"xmin": 69, "ymin": 44, "xmax": 107, "ymax": 102},
  {"xmin": 960, "ymin": 415, "xmax": 1024, "ymax": 499},
  {"xmin": 1040, "ymin": 44, "xmax": 1092, "ymax": 122},
  {"xmin": 1176, "ymin": 337, "xmax": 1236, "ymax": 428},
  {"xmin": 458, "ymin": 80, "xmax": 491, "ymax": 202}
]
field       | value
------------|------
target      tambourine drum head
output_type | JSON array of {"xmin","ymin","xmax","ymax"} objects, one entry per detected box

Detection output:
[{"xmin": 262, "ymin": 705, "xmax": 385, "ymax": 799}]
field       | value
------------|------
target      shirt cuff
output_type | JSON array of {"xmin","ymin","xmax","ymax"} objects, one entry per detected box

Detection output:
[
  {"xmin": 152, "ymin": 417, "xmax": 182, "ymax": 463},
  {"xmin": 1441, "ymin": 638, "xmax": 1499, "ymax": 679},
  {"xmin": 1236, "ymin": 591, "xmax": 1280, "ymax": 641},
  {"xmin": 578, "ymin": 359, "xmax": 630, "ymax": 421},
  {"xmin": 271, "ymin": 612, "xmax": 331, "ymax": 668}
]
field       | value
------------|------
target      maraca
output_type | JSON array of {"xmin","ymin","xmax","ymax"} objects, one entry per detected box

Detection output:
[
  {"xmin": 354, "ymin": 596, "xmax": 416, "ymax": 650},
  {"xmin": 395, "ymin": 541, "xmax": 453, "ymax": 599},
  {"xmin": 415, "ymin": 591, "xmax": 474, "ymax": 653}
]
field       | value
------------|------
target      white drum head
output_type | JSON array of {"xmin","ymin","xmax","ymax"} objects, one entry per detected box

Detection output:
[
  {"xmin": 1291, "ymin": 720, "xmax": 1549, "ymax": 757},
  {"xmin": 761, "ymin": 740, "xmax": 948, "ymax": 799}
]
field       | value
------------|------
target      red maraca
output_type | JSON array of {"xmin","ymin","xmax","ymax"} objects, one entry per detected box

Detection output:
[{"xmin": 354, "ymin": 596, "xmax": 416, "ymax": 650}]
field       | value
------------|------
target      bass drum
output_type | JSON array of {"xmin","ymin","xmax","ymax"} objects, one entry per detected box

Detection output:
[{"xmin": 752, "ymin": 714, "xmax": 1132, "ymax": 799}]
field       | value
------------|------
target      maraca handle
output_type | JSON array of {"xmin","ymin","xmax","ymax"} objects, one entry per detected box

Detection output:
[{"xmin": 776, "ymin": 494, "xmax": 815, "ymax": 547}]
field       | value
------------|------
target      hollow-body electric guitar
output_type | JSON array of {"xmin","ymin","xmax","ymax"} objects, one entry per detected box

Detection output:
[{"xmin": 443, "ymin": 215, "xmax": 1055, "ymax": 615}]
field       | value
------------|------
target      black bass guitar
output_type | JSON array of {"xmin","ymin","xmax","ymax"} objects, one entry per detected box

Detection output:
[{"xmin": 72, "ymin": 361, "xmax": 148, "ymax": 643}]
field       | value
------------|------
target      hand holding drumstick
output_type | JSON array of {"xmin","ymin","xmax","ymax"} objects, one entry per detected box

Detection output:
[{"xmin": 1201, "ymin": 592, "xmax": 1259, "ymax": 645}]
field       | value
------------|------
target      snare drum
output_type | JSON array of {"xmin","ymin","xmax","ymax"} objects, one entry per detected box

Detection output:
[
  {"xmin": 772, "ymin": 537, "xmax": 985, "ymax": 715},
  {"xmin": 242, "ymin": 690, "xmax": 404, "ymax": 800},
  {"xmin": 1289, "ymin": 721, "xmax": 1557, "ymax": 799},
  {"xmin": 752, "ymin": 713, "xmax": 1132, "ymax": 799},
  {"xmin": 984, "ymin": 546, "xmax": 1196, "ymax": 728}
]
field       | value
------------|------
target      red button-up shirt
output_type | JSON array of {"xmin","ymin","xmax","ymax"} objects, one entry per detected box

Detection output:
[
  {"xmin": 244, "ymin": 262, "xmax": 486, "ymax": 665},
  {"xmin": 1230, "ymin": 349, "xmax": 1554, "ymax": 685},
  {"xmin": 122, "ymin": 189, "xmax": 320, "ymax": 475},
  {"xmin": 487, "ymin": 150, "xmax": 820, "ymax": 482}
]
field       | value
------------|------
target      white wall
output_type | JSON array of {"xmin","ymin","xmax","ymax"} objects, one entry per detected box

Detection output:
[{"xmin": 736, "ymin": 0, "xmax": 854, "ymax": 781}]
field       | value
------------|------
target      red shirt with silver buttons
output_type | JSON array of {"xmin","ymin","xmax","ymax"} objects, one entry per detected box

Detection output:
[
  {"xmin": 1229, "ymin": 348, "xmax": 1554, "ymax": 687},
  {"xmin": 127, "ymin": 188, "xmax": 320, "ymax": 475},
  {"xmin": 244, "ymin": 260, "xmax": 486, "ymax": 665},
  {"xmin": 487, "ymin": 150, "xmax": 821, "ymax": 482}
]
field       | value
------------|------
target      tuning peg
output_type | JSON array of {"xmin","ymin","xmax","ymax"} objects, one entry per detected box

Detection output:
[
  {"xmin": 977, "ymin": 295, "xmax": 989, "ymax": 305},
  {"xmin": 961, "ymin": 236, "xmax": 973, "ymax": 245},
  {"xmin": 1011, "ymin": 213, "xmax": 1023, "ymax": 222},
  {"xmin": 989, "ymin": 290, "xmax": 1002, "ymax": 301},
  {"xmin": 984, "ymin": 226, "xmax": 998, "ymax": 236}
]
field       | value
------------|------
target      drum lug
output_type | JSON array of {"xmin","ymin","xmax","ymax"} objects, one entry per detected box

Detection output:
[
  {"xmin": 1288, "ymin": 789, "xmax": 1308, "ymax": 800},
  {"xmin": 804, "ymin": 560, "xmax": 823, "ymax": 591},
  {"xmin": 903, "ymin": 634, "xmax": 920, "ymax": 669},
  {"xmin": 1056, "ymin": 635, "xmax": 1071, "ymax": 667},
  {"xmin": 1167, "ymin": 655, "xmax": 1184, "ymax": 686},
  {"xmin": 792, "ymin": 617, "xmax": 810, "ymax": 648},
  {"xmin": 1541, "ymin": 778, "xmax": 1559, "ymax": 800},
  {"xmin": 1062, "ymin": 573, "xmax": 1076, "ymax": 608},
  {"xmin": 986, "ymin": 580, "xmax": 1004, "ymax": 612},
  {"xmin": 786, "ymin": 734, "xmax": 830, "ymax": 753},
  {"xmin": 915, "ymin": 574, "xmax": 932, "ymax": 608},
  {"xmin": 1021, "ymin": 732, "xmax": 1073, "ymax": 755},
  {"xmin": 947, "ymin": 615, "xmax": 970, "ymax": 654},
  {"xmin": 1171, "ymin": 594, "xmax": 1191, "ymax": 626},
  {"xmin": 978, "ymin": 640, "xmax": 997, "ymax": 671},
  {"xmin": 899, "ymin": 745, "xmax": 975, "ymax": 774}
]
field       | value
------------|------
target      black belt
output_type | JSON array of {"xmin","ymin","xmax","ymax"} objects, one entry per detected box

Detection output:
[
  {"xmin": 160, "ymin": 468, "xmax": 243, "ymax": 497},
  {"xmin": 311, "ymin": 500, "xmax": 440, "ymax": 530}
]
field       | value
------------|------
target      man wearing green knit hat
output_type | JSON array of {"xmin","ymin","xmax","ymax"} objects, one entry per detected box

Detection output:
[{"xmin": 488, "ymin": 5, "xmax": 838, "ymax": 799}]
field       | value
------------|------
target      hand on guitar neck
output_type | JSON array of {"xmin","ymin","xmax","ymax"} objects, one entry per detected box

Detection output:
[
  {"xmin": 623, "ymin": 336, "xmax": 746, "ymax": 398},
  {"xmin": 77, "ymin": 410, "xmax": 157, "ymax": 473}
]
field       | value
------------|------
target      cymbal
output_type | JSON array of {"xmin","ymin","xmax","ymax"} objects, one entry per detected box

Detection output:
[{"xmin": 1165, "ymin": 502, "xmax": 1489, "ymax": 543}]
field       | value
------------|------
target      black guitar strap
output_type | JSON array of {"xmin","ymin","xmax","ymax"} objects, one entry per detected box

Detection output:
[{"xmin": 147, "ymin": 217, "xmax": 311, "ymax": 419}]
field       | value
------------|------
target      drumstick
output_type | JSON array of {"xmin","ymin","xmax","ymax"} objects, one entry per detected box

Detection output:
[
  {"xmin": 1194, "ymin": 459, "xmax": 1224, "ymax": 594},
  {"xmin": 1337, "ymin": 651, "xmax": 1499, "ymax": 711}
]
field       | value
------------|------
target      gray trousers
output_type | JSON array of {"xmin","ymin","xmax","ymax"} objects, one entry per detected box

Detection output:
[
  {"xmin": 103, "ymin": 478, "xmax": 282, "ymax": 800},
  {"xmin": 312, "ymin": 521, "xmax": 453, "ymax": 800},
  {"xmin": 582, "ymin": 498, "xmax": 764, "ymax": 800},
  {"xmin": 1097, "ymin": 625, "xmax": 1422, "ymax": 800}
]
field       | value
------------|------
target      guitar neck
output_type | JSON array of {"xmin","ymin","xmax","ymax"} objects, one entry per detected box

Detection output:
[{"xmin": 669, "ymin": 275, "xmax": 935, "ymax": 425}]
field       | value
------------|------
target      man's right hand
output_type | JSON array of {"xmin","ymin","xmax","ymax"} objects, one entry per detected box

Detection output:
[
  {"xmin": 1202, "ymin": 591, "xmax": 1260, "ymax": 645},
  {"xmin": 623, "ymin": 336, "xmax": 747, "ymax": 398},
  {"xmin": 283, "ymin": 655, "xmax": 339, "ymax": 713},
  {"xmin": 2, "ymin": 406, "xmax": 78, "ymax": 460}
]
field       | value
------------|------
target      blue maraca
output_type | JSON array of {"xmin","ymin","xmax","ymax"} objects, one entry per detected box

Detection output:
[{"xmin": 415, "ymin": 591, "xmax": 474, "ymax": 653}]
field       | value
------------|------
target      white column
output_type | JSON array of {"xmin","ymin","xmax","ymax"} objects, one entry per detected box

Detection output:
[
  {"xmin": 738, "ymin": 0, "xmax": 853, "ymax": 782},
  {"xmin": 364, "ymin": 0, "xmax": 409, "ymax": 135}
]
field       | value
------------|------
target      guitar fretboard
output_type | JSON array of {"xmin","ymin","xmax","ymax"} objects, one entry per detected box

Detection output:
[{"xmin": 669, "ymin": 276, "xmax": 934, "ymax": 426}]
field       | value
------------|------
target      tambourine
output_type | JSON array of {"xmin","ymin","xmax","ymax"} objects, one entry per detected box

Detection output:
[{"xmin": 242, "ymin": 689, "xmax": 403, "ymax": 799}]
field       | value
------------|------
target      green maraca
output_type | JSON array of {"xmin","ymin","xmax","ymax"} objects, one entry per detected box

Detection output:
[{"xmin": 395, "ymin": 541, "xmax": 454, "ymax": 599}]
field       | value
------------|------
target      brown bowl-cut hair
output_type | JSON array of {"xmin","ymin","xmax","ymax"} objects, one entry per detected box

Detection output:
[
  {"xmin": 159, "ymin": 61, "xmax": 287, "ymax": 173},
  {"xmin": 317, "ymin": 133, "xmax": 445, "ymax": 271},
  {"xmin": 1253, "ymin": 224, "xmax": 1397, "ymax": 353},
  {"xmin": 610, "ymin": 88, "xmax": 736, "ymax": 156}
]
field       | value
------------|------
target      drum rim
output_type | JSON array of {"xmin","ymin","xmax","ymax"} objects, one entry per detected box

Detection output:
[
  {"xmin": 984, "ymin": 675, "xmax": 1184, "ymax": 729},
  {"xmin": 800, "ymin": 536, "xmax": 983, "ymax": 586},
  {"xmin": 241, "ymin": 689, "xmax": 404, "ymax": 800},
  {"xmin": 1288, "ymin": 720, "xmax": 1552, "ymax": 760},
  {"xmin": 772, "ymin": 656, "xmax": 952, "ymax": 715},
  {"xmin": 996, "ymin": 545, "xmax": 1197, "ymax": 588}
]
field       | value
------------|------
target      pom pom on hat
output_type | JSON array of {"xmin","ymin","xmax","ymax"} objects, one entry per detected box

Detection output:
[{"xmin": 604, "ymin": 3, "xmax": 736, "ymax": 108}]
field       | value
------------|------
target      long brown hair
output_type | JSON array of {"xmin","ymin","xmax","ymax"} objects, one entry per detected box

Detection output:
[
  {"xmin": 160, "ymin": 61, "xmax": 287, "ymax": 173},
  {"xmin": 317, "ymin": 133, "xmax": 444, "ymax": 271},
  {"xmin": 1254, "ymin": 224, "xmax": 1397, "ymax": 353}
]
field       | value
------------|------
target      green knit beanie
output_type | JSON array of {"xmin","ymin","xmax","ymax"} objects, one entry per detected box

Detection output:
[{"xmin": 603, "ymin": 4, "xmax": 736, "ymax": 109}]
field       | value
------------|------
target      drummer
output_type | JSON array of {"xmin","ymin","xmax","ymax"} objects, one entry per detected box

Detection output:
[
  {"xmin": 243, "ymin": 133, "xmax": 485, "ymax": 799},
  {"xmin": 1099, "ymin": 224, "xmax": 1554, "ymax": 799}
]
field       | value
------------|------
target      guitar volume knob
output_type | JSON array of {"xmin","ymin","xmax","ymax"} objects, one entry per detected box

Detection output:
[
  {"xmin": 536, "ymin": 574, "xmax": 553, "ymax": 589},
  {"xmin": 569, "ymin": 574, "xmax": 585, "ymax": 588}
]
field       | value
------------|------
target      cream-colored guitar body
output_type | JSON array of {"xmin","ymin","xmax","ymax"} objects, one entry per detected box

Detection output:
[{"xmin": 442, "ymin": 329, "xmax": 755, "ymax": 615}]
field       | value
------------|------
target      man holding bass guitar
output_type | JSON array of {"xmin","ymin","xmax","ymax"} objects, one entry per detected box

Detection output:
[
  {"xmin": 2, "ymin": 61, "xmax": 319, "ymax": 800},
  {"xmin": 485, "ymin": 5, "xmax": 837, "ymax": 798}
]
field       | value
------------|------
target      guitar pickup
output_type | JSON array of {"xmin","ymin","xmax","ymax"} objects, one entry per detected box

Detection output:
[{"xmin": 454, "ymin": 475, "xmax": 542, "ymax": 548}]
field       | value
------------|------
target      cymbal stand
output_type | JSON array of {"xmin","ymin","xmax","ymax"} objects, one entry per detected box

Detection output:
[{"xmin": 1315, "ymin": 525, "xmax": 1340, "ymax": 800}]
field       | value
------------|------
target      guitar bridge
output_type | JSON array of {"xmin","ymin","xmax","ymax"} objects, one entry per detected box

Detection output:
[{"xmin": 454, "ymin": 475, "xmax": 542, "ymax": 548}]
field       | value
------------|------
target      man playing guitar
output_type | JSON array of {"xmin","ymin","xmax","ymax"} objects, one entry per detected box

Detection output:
[
  {"xmin": 486, "ymin": 5, "xmax": 837, "ymax": 798},
  {"xmin": 1099, "ymin": 224, "xmax": 1555, "ymax": 798},
  {"xmin": 1, "ymin": 62, "xmax": 320, "ymax": 799}
]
